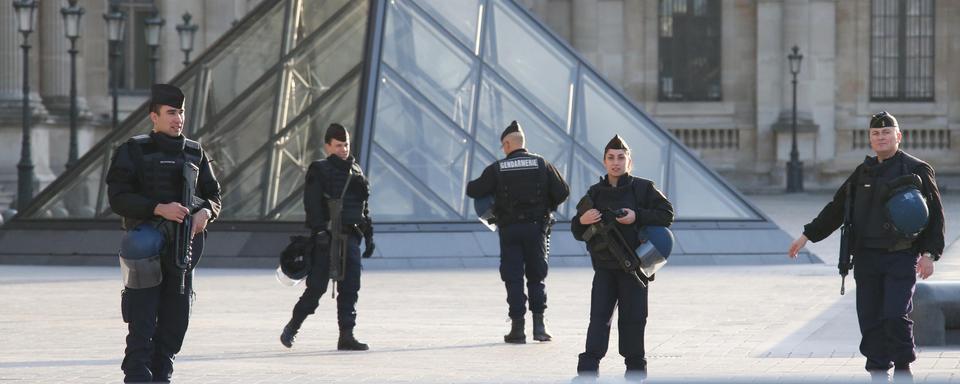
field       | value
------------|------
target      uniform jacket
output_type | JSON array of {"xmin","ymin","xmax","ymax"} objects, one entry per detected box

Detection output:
[
  {"xmin": 571, "ymin": 174, "xmax": 674, "ymax": 269},
  {"xmin": 803, "ymin": 150, "xmax": 944, "ymax": 257},
  {"xmin": 303, "ymin": 154, "xmax": 370, "ymax": 232},
  {"xmin": 466, "ymin": 148, "xmax": 569, "ymax": 224}
]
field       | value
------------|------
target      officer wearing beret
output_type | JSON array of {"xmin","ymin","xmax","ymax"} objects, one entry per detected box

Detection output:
[
  {"xmin": 107, "ymin": 84, "xmax": 222, "ymax": 382},
  {"xmin": 280, "ymin": 123, "xmax": 374, "ymax": 351},
  {"xmin": 466, "ymin": 120, "xmax": 569, "ymax": 344},
  {"xmin": 789, "ymin": 111, "xmax": 945, "ymax": 380},
  {"xmin": 571, "ymin": 135, "xmax": 674, "ymax": 379}
]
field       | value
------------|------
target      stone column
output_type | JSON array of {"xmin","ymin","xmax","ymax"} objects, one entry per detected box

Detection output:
[
  {"xmin": 809, "ymin": 0, "xmax": 836, "ymax": 166},
  {"xmin": 39, "ymin": 0, "xmax": 71, "ymax": 114},
  {"xmin": 754, "ymin": 0, "xmax": 784, "ymax": 173}
]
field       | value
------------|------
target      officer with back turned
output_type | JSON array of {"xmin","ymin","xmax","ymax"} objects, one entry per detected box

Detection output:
[
  {"xmin": 788, "ymin": 111, "xmax": 944, "ymax": 381},
  {"xmin": 107, "ymin": 84, "xmax": 222, "ymax": 382},
  {"xmin": 466, "ymin": 120, "xmax": 569, "ymax": 344}
]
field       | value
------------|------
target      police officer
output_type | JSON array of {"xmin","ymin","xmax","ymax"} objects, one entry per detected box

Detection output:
[
  {"xmin": 466, "ymin": 120, "xmax": 569, "ymax": 344},
  {"xmin": 789, "ymin": 111, "xmax": 945, "ymax": 380},
  {"xmin": 571, "ymin": 135, "xmax": 674, "ymax": 379},
  {"xmin": 280, "ymin": 123, "xmax": 374, "ymax": 351},
  {"xmin": 107, "ymin": 84, "xmax": 222, "ymax": 382}
]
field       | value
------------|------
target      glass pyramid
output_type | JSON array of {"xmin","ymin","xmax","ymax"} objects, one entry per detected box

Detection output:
[{"xmin": 18, "ymin": 0, "xmax": 763, "ymax": 226}]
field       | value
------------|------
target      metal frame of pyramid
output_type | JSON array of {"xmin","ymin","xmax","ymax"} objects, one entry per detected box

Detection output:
[{"xmin": 0, "ymin": 0, "xmax": 819, "ymax": 267}]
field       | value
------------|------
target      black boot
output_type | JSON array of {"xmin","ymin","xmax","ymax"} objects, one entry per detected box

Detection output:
[
  {"xmin": 533, "ymin": 313, "xmax": 552, "ymax": 342},
  {"xmin": 337, "ymin": 329, "xmax": 369, "ymax": 351},
  {"xmin": 280, "ymin": 323, "xmax": 298, "ymax": 348},
  {"xmin": 504, "ymin": 318, "xmax": 526, "ymax": 344}
]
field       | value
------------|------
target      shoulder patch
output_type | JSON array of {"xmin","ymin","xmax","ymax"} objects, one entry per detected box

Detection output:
[{"xmin": 498, "ymin": 157, "xmax": 539, "ymax": 172}]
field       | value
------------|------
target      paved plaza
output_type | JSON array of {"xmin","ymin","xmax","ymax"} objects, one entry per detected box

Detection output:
[{"xmin": 1, "ymin": 192, "xmax": 959, "ymax": 383}]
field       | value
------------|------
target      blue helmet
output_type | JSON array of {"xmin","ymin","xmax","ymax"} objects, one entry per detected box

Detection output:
[
  {"xmin": 120, "ymin": 223, "xmax": 166, "ymax": 260},
  {"xmin": 884, "ymin": 174, "xmax": 929, "ymax": 239},
  {"xmin": 635, "ymin": 226, "xmax": 674, "ymax": 278},
  {"xmin": 638, "ymin": 226, "xmax": 674, "ymax": 258},
  {"xmin": 474, "ymin": 195, "xmax": 497, "ymax": 230}
]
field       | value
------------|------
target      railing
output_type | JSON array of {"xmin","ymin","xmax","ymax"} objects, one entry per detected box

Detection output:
[
  {"xmin": 852, "ymin": 129, "xmax": 951, "ymax": 150},
  {"xmin": 669, "ymin": 128, "xmax": 740, "ymax": 150}
]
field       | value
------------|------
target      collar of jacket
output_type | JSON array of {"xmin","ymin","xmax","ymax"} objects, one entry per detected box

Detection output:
[
  {"xmin": 150, "ymin": 131, "xmax": 185, "ymax": 153},
  {"xmin": 326, "ymin": 153, "xmax": 356, "ymax": 171}
]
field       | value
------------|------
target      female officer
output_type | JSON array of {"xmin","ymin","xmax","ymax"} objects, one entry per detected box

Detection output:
[{"xmin": 570, "ymin": 135, "xmax": 674, "ymax": 379}]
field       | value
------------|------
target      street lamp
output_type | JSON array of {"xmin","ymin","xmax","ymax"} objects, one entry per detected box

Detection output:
[
  {"xmin": 144, "ymin": 9, "xmax": 164, "ymax": 84},
  {"xmin": 103, "ymin": 7, "xmax": 125, "ymax": 131},
  {"xmin": 61, "ymin": 0, "xmax": 84, "ymax": 169},
  {"xmin": 13, "ymin": 0, "xmax": 37, "ymax": 211},
  {"xmin": 176, "ymin": 12, "xmax": 198, "ymax": 66},
  {"xmin": 786, "ymin": 45, "xmax": 804, "ymax": 193}
]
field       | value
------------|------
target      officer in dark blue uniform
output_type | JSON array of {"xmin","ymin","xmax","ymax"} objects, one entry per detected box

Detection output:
[
  {"xmin": 107, "ymin": 84, "xmax": 222, "ymax": 383},
  {"xmin": 789, "ymin": 111, "xmax": 945, "ymax": 380},
  {"xmin": 280, "ymin": 123, "xmax": 374, "ymax": 351},
  {"xmin": 466, "ymin": 120, "xmax": 569, "ymax": 343},
  {"xmin": 571, "ymin": 135, "xmax": 674, "ymax": 379}
]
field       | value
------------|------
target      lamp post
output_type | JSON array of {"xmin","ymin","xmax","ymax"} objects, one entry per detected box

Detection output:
[
  {"xmin": 103, "ymin": 7, "xmax": 125, "ymax": 131},
  {"xmin": 144, "ymin": 9, "xmax": 164, "ymax": 84},
  {"xmin": 61, "ymin": 0, "xmax": 84, "ymax": 169},
  {"xmin": 13, "ymin": 0, "xmax": 37, "ymax": 211},
  {"xmin": 176, "ymin": 12, "xmax": 198, "ymax": 67},
  {"xmin": 786, "ymin": 45, "xmax": 804, "ymax": 193}
]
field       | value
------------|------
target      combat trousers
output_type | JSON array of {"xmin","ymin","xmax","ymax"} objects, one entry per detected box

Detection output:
[
  {"xmin": 498, "ymin": 222, "xmax": 549, "ymax": 319},
  {"xmin": 577, "ymin": 268, "xmax": 648, "ymax": 373},
  {"xmin": 121, "ymin": 235, "xmax": 204, "ymax": 383},
  {"xmin": 853, "ymin": 248, "xmax": 918, "ymax": 371},
  {"xmin": 290, "ymin": 233, "xmax": 362, "ymax": 331}
]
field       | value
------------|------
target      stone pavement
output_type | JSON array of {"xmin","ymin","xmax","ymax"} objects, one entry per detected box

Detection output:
[{"xmin": 1, "ymin": 192, "xmax": 959, "ymax": 383}]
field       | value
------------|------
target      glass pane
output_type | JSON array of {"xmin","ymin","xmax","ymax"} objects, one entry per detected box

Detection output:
[
  {"xmin": 31, "ymin": 152, "xmax": 108, "ymax": 219},
  {"xmin": 669, "ymin": 145, "xmax": 757, "ymax": 220},
  {"xmin": 200, "ymin": 76, "xmax": 279, "ymax": 182},
  {"xmin": 205, "ymin": 2, "xmax": 285, "ymax": 118},
  {"xmin": 372, "ymin": 73, "xmax": 470, "ymax": 216},
  {"xmin": 577, "ymin": 72, "xmax": 668, "ymax": 185},
  {"xmin": 476, "ymin": 73, "xmax": 571, "ymax": 166},
  {"xmin": 285, "ymin": 1, "xmax": 367, "ymax": 125},
  {"xmin": 272, "ymin": 76, "xmax": 361, "ymax": 217},
  {"xmin": 218, "ymin": 152, "xmax": 268, "ymax": 220},
  {"xmin": 414, "ymin": 0, "xmax": 482, "ymax": 50},
  {"xmin": 565, "ymin": 148, "xmax": 605, "ymax": 218},
  {"xmin": 484, "ymin": 1, "xmax": 575, "ymax": 128},
  {"xmin": 383, "ymin": 0, "xmax": 477, "ymax": 129},
  {"xmin": 368, "ymin": 146, "xmax": 461, "ymax": 222},
  {"xmin": 297, "ymin": 0, "xmax": 356, "ymax": 44}
]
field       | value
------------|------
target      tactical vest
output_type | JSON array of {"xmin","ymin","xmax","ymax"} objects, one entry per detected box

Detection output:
[
  {"xmin": 314, "ymin": 159, "xmax": 368, "ymax": 226},
  {"xmin": 587, "ymin": 177, "xmax": 642, "ymax": 267},
  {"xmin": 852, "ymin": 151, "xmax": 928, "ymax": 251},
  {"xmin": 128, "ymin": 134, "xmax": 203, "ymax": 204},
  {"xmin": 494, "ymin": 153, "xmax": 549, "ymax": 226}
]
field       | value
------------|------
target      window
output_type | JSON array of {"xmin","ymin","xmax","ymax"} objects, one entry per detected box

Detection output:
[
  {"xmin": 870, "ymin": 0, "xmax": 934, "ymax": 101},
  {"xmin": 110, "ymin": 1, "xmax": 156, "ymax": 92},
  {"xmin": 658, "ymin": 0, "xmax": 721, "ymax": 101}
]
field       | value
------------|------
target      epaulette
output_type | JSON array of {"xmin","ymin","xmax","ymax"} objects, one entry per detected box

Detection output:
[
  {"xmin": 184, "ymin": 138, "xmax": 201, "ymax": 150},
  {"xmin": 131, "ymin": 134, "xmax": 151, "ymax": 144}
]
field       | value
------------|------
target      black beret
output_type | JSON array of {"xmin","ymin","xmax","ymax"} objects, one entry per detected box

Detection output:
[
  {"xmin": 150, "ymin": 84, "xmax": 185, "ymax": 109},
  {"xmin": 869, "ymin": 111, "xmax": 898, "ymax": 129},
  {"xmin": 605, "ymin": 134, "xmax": 629, "ymax": 152},
  {"xmin": 324, "ymin": 123, "xmax": 349, "ymax": 143},
  {"xmin": 500, "ymin": 120, "xmax": 524, "ymax": 141}
]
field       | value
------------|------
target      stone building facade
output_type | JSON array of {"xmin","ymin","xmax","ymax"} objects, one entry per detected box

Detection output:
[{"xmin": 520, "ymin": 0, "xmax": 960, "ymax": 191}]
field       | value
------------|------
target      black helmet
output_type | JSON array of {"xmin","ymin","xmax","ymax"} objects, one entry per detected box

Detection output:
[{"xmin": 279, "ymin": 235, "xmax": 313, "ymax": 281}]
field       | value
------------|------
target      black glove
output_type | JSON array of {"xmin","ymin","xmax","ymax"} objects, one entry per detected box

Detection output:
[{"xmin": 362, "ymin": 238, "xmax": 375, "ymax": 258}]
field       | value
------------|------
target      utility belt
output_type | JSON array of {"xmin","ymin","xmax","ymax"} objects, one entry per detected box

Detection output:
[{"xmin": 858, "ymin": 238, "xmax": 914, "ymax": 253}]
